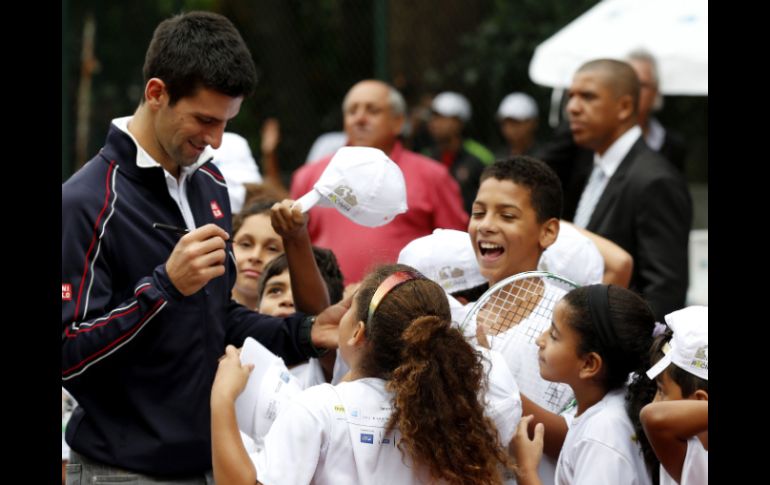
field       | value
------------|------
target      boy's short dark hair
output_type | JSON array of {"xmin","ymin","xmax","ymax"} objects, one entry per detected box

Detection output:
[
  {"xmin": 257, "ymin": 247, "xmax": 345, "ymax": 306},
  {"xmin": 143, "ymin": 11, "xmax": 257, "ymax": 104},
  {"xmin": 480, "ymin": 155, "xmax": 563, "ymax": 223}
]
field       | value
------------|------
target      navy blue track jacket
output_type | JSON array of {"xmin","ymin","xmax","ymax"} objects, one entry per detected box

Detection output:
[{"xmin": 62, "ymin": 124, "xmax": 311, "ymax": 477}]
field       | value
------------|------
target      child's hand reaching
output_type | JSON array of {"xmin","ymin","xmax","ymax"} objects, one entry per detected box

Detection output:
[
  {"xmin": 270, "ymin": 199, "xmax": 308, "ymax": 240},
  {"xmin": 211, "ymin": 345, "xmax": 254, "ymax": 405},
  {"xmin": 510, "ymin": 415, "xmax": 545, "ymax": 485}
]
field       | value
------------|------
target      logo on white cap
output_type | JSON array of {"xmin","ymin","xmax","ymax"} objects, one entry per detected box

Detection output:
[
  {"xmin": 398, "ymin": 229, "xmax": 486, "ymax": 293},
  {"xmin": 330, "ymin": 185, "xmax": 358, "ymax": 208}
]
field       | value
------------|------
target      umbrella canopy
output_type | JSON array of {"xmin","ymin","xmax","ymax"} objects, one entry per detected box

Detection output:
[{"xmin": 529, "ymin": 0, "xmax": 708, "ymax": 95}]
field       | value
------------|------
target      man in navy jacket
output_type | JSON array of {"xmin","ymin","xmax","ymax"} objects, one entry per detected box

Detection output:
[{"xmin": 62, "ymin": 11, "xmax": 336, "ymax": 482}]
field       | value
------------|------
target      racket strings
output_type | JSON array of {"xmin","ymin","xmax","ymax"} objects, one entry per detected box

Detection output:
[
  {"xmin": 480, "ymin": 277, "xmax": 546, "ymax": 335},
  {"xmin": 467, "ymin": 273, "xmax": 580, "ymax": 413}
]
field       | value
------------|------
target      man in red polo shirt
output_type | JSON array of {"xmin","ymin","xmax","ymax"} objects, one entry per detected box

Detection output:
[{"xmin": 291, "ymin": 80, "xmax": 468, "ymax": 284}]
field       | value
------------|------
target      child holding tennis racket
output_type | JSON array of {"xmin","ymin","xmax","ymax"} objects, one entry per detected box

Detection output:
[
  {"xmin": 511, "ymin": 284, "xmax": 655, "ymax": 485},
  {"xmin": 468, "ymin": 156, "xmax": 579, "ymax": 484},
  {"xmin": 211, "ymin": 264, "xmax": 516, "ymax": 485}
]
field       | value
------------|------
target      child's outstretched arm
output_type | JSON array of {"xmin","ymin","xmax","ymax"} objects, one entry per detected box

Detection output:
[
  {"xmin": 271, "ymin": 200, "xmax": 330, "ymax": 315},
  {"xmin": 640, "ymin": 400, "xmax": 708, "ymax": 483},
  {"xmin": 211, "ymin": 345, "xmax": 258, "ymax": 485},
  {"xmin": 510, "ymin": 415, "xmax": 545, "ymax": 485}
]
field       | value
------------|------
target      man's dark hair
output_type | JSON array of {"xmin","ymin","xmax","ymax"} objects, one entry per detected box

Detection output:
[
  {"xmin": 479, "ymin": 155, "xmax": 562, "ymax": 222},
  {"xmin": 143, "ymin": 11, "xmax": 258, "ymax": 104}
]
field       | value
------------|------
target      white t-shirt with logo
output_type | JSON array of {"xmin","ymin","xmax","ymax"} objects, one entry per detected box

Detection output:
[
  {"xmin": 555, "ymin": 389, "xmax": 652, "ymax": 485},
  {"xmin": 250, "ymin": 378, "xmax": 430, "ymax": 485},
  {"xmin": 251, "ymin": 374, "xmax": 519, "ymax": 485},
  {"xmin": 659, "ymin": 436, "xmax": 708, "ymax": 485}
]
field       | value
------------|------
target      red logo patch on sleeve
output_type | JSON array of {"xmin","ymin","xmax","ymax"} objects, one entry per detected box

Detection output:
[
  {"xmin": 210, "ymin": 200, "xmax": 224, "ymax": 219},
  {"xmin": 62, "ymin": 283, "xmax": 72, "ymax": 301}
]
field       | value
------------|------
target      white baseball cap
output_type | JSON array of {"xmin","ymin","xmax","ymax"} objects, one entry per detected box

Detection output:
[
  {"xmin": 538, "ymin": 223, "xmax": 604, "ymax": 286},
  {"xmin": 398, "ymin": 229, "xmax": 486, "ymax": 293},
  {"xmin": 236, "ymin": 337, "xmax": 302, "ymax": 441},
  {"xmin": 432, "ymin": 91, "xmax": 472, "ymax": 122},
  {"xmin": 646, "ymin": 306, "xmax": 708, "ymax": 381},
  {"xmin": 294, "ymin": 146, "xmax": 408, "ymax": 227},
  {"xmin": 497, "ymin": 92, "xmax": 539, "ymax": 120}
]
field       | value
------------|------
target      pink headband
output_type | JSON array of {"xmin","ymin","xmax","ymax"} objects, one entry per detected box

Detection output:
[{"xmin": 367, "ymin": 270, "xmax": 424, "ymax": 324}]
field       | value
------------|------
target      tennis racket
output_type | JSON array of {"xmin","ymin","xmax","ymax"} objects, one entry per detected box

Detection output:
[{"xmin": 462, "ymin": 271, "xmax": 579, "ymax": 413}]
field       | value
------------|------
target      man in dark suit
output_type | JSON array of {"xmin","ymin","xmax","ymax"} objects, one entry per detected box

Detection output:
[
  {"xmin": 535, "ymin": 50, "xmax": 687, "ymax": 213},
  {"xmin": 567, "ymin": 59, "xmax": 692, "ymax": 321}
]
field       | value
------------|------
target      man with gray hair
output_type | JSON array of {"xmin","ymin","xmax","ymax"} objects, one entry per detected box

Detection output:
[
  {"xmin": 291, "ymin": 80, "xmax": 468, "ymax": 284},
  {"xmin": 627, "ymin": 48, "xmax": 687, "ymax": 172}
]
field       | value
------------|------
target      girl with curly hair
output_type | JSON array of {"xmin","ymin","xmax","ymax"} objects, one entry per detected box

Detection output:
[{"xmin": 211, "ymin": 263, "xmax": 514, "ymax": 484}]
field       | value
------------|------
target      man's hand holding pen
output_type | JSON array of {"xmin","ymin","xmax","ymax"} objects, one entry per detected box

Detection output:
[{"xmin": 161, "ymin": 223, "xmax": 231, "ymax": 296}]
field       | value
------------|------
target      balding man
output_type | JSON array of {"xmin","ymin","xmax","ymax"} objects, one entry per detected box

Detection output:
[
  {"xmin": 290, "ymin": 80, "xmax": 468, "ymax": 284},
  {"xmin": 627, "ymin": 49, "xmax": 687, "ymax": 172},
  {"xmin": 567, "ymin": 59, "xmax": 691, "ymax": 320}
]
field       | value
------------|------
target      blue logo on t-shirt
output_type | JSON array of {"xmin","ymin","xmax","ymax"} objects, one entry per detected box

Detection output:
[{"xmin": 360, "ymin": 433, "xmax": 374, "ymax": 444}]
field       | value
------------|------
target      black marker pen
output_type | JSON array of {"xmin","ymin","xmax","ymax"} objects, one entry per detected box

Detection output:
[{"xmin": 152, "ymin": 222, "xmax": 190, "ymax": 236}]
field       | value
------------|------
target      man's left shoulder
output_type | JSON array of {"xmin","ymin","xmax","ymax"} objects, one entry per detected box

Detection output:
[
  {"xmin": 630, "ymin": 143, "xmax": 685, "ymax": 182},
  {"xmin": 193, "ymin": 162, "xmax": 231, "ymax": 194}
]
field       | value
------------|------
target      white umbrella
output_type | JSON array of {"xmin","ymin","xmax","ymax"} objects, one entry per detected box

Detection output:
[{"xmin": 529, "ymin": 0, "xmax": 708, "ymax": 96}]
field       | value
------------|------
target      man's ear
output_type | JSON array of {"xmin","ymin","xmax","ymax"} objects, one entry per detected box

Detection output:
[
  {"xmin": 579, "ymin": 351, "xmax": 603, "ymax": 380},
  {"xmin": 616, "ymin": 94, "xmax": 634, "ymax": 123},
  {"xmin": 144, "ymin": 78, "xmax": 167, "ymax": 110},
  {"xmin": 389, "ymin": 113, "xmax": 406, "ymax": 138},
  {"xmin": 539, "ymin": 217, "xmax": 559, "ymax": 251}
]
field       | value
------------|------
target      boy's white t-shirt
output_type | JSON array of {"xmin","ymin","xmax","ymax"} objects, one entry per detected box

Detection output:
[
  {"xmin": 659, "ymin": 436, "xmax": 708, "ymax": 485},
  {"xmin": 555, "ymin": 389, "xmax": 652, "ymax": 485}
]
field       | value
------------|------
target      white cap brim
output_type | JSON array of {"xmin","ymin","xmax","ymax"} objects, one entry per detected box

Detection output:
[
  {"xmin": 293, "ymin": 189, "xmax": 323, "ymax": 213},
  {"xmin": 645, "ymin": 353, "xmax": 673, "ymax": 380}
]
